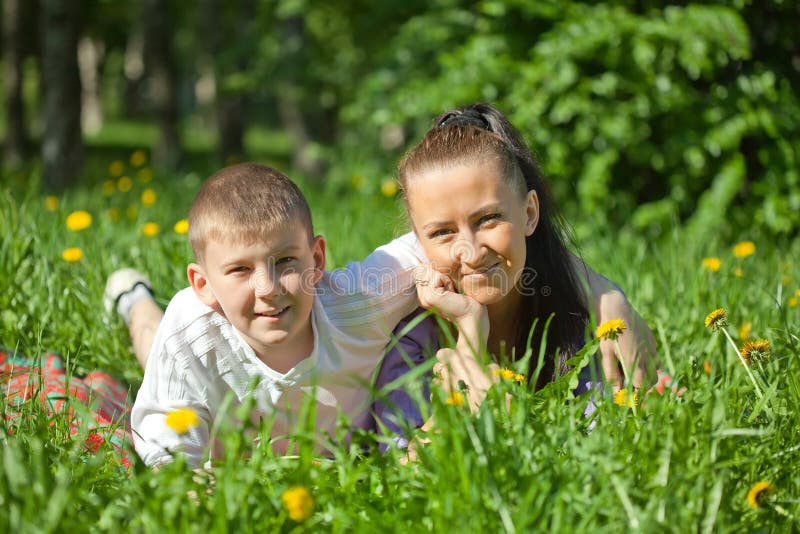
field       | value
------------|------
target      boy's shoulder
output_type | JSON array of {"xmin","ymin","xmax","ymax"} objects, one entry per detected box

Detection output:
[
  {"xmin": 157, "ymin": 287, "xmax": 232, "ymax": 352},
  {"xmin": 163, "ymin": 286, "xmax": 214, "ymax": 319}
]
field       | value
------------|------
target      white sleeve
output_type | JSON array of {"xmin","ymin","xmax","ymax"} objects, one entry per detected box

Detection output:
[
  {"xmin": 320, "ymin": 232, "xmax": 427, "ymax": 340},
  {"xmin": 131, "ymin": 324, "xmax": 214, "ymax": 468}
]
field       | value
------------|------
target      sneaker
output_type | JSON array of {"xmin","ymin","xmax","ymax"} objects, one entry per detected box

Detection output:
[{"xmin": 104, "ymin": 268, "xmax": 154, "ymax": 315}]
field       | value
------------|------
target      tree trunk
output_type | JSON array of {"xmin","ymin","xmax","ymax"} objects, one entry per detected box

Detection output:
[
  {"xmin": 78, "ymin": 36, "xmax": 104, "ymax": 135},
  {"xmin": 277, "ymin": 14, "xmax": 323, "ymax": 182},
  {"xmin": 203, "ymin": 0, "xmax": 247, "ymax": 164},
  {"xmin": 3, "ymin": 0, "xmax": 28, "ymax": 167},
  {"xmin": 122, "ymin": 32, "xmax": 146, "ymax": 118},
  {"xmin": 40, "ymin": 0, "xmax": 83, "ymax": 190},
  {"xmin": 142, "ymin": 0, "xmax": 180, "ymax": 168}
]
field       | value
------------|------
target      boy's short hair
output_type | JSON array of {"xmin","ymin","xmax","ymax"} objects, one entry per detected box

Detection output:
[{"xmin": 188, "ymin": 163, "xmax": 314, "ymax": 263}]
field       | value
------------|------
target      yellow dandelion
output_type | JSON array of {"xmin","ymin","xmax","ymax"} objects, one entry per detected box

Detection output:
[
  {"xmin": 738, "ymin": 322, "xmax": 752, "ymax": 341},
  {"xmin": 734, "ymin": 267, "xmax": 743, "ymax": 278},
  {"xmin": 789, "ymin": 297, "xmax": 798, "ymax": 308},
  {"xmin": 126, "ymin": 204, "xmax": 138, "ymax": 220},
  {"xmin": 118, "ymin": 176, "xmax": 133, "ymax": 192},
  {"xmin": 493, "ymin": 368, "xmax": 517, "ymax": 381},
  {"xmin": 130, "ymin": 149, "xmax": 147, "ymax": 168},
  {"xmin": 746, "ymin": 481, "xmax": 774, "ymax": 509},
  {"xmin": 164, "ymin": 408, "xmax": 199, "ymax": 434},
  {"xmin": 596, "ymin": 319, "xmax": 627, "ymax": 341},
  {"xmin": 137, "ymin": 167, "xmax": 153, "ymax": 183},
  {"xmin": 106, "ymin": 207, "xmax": 120, "ymax": 222},
  {"xmin": 733, "ymin": 241, "xmax": 755, "ymax": 258},
  {"xmin": 173, "ymin": 219, "xmax": 189, "ymax": 234},
  {"xmin": 66, "ymin": 210, "xmax": 92, "ymax": 231},
  {"xmin": 703, "ymin": 361, "xmax": 712, "ymax": 374},
  {"xmin": 740, "ymin": 340, "xmax": 771, "ymax": 366},
  {"xmin": 704, "ymin": 308, "xmax": 727, "ymax": 330},
  {"xmin": 61, "ymin": 247, "xmax": 83, "ymax": 262},
  {"xmin": 701, "ymin": 257, "xmax": 721, "ymax": 272},
  {"xmin": 613, "ymin": 388, "xmax": 637, "ymax": 408},
  {"xmin": 796, "ymin": 289, "xmax": 800, "ymax": 298},
  {"xmin": 109, "ymin": 160, "xmax": 124, "ymax": 177},
  {"xmin": 142, "ymin": 222, "xmax": 160, "ymax": 237},
  {"xmin": 141, "ymin": 188, "xmax": 156, "ymax": 206},
  {"xmin": 101, "ymin": 180, "xmax": 116, "ymax": 196},
  {"xmin": 513, "ymin": 373, "xmax": 525, "ymax": 383},
  {"xmin": 380, "ymin": 178, "xmax": 399, "ymax": 197},
  {"xmin": 445, "ymin": 391, "xmax": 465, "ymax": 406},
  {"xmin": 281, "ymin": 486, "xmax": 314, "ymax": 522},
  {"xmin": 44, "ymin": 196, "xmax": 59, "ymax": 212}
]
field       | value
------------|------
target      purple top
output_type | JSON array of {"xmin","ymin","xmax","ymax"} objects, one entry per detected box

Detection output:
[{"xmin": 372, "ymin": 308, "xmax": 604, "ymax": 449}]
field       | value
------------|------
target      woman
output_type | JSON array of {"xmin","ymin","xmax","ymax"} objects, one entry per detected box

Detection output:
[{"xmin": 374, "ymin": 103, "xmax": 656, "ymax": 439}]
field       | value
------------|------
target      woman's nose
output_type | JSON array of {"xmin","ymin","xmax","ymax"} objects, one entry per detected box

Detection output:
[{"xmin": 451, "ymin": 232, "xmax": 485, "ymax": 265}]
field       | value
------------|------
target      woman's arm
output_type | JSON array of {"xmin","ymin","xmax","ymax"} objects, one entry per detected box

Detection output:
[
  {"xmin": 585, "ymin": 266, "xmax": 657, "ymax": 391},
  {"xmin": 414, "ymin": 264, "xmax": 497, "ymax": 412}
]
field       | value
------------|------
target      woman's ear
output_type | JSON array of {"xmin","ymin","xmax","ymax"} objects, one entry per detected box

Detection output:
[
  {"xmin": 188, "ymin": 263, "xmax": 219, "ymax": 308},
  {"xmin": 524, "ymin": 189, "xmax": 540, "ymax": 236}
]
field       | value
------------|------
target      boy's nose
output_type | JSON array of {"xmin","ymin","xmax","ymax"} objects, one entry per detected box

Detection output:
[{"xmin": 251, "ymin": 268, "xmax": 277, "ymax": 297}]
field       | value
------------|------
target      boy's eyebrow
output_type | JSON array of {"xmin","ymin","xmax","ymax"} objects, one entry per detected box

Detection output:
[{"xmin": 219, "ymin": 244, "xmax": 304, "ymax": 266}]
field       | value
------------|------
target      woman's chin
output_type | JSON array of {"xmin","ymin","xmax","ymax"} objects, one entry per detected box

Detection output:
[{"xmin": 460, "ymin": 287, "xmax": 505, "ymax": 306}]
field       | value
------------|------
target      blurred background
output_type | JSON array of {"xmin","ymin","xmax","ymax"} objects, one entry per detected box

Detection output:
[{"xmin": 1, "ymin": 0, "xmax": 798, "ymax": 240}]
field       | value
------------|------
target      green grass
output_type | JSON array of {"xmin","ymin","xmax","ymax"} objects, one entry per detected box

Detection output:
[{"xmin": 1, "ymin": 157, "xmax": 799, "ymax": 532}]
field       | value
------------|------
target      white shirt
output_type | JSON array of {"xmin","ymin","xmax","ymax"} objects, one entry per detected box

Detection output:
[{"xmin": 131, "ymin": 233, "xmax": 424, "ymax": 467}]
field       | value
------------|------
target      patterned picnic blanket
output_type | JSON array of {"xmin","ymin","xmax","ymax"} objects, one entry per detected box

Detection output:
[{"xmin": 1, "ymin": 348, "xmax": 133, "ymax": 468}]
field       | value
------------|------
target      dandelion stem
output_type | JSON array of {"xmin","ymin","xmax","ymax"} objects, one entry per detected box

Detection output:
[
  {"xmin": 721, "ymin": 329, "xmax": 764, "ymax": 400},
  {"xmin": 613, "ymin": 339, "xmax": 638, "ymax": 416}
]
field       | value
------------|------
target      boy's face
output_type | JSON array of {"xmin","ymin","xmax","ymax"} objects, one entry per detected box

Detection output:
[{"xmin": 188, "ymin": 221, "xmax": 325, "ymax": 368}]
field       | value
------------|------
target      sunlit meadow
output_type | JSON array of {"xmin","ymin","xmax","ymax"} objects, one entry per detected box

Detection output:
[{"xmin": 1, "ymin": 153, "xmax": 799, "ymax": 532}]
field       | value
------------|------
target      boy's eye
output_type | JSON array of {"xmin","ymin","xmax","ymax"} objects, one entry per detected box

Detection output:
[
  {"xmin": 229, "ymin": 266, "xmax": 250, "ymax": 274},
  {"xmin": 275, "ymin": 257, "xmax": 295, "ymax": 266}
]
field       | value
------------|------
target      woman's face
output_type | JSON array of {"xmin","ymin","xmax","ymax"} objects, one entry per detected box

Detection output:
[{"xmin": 405, "ymin": 162, "xmax": 539, "ymax": 310}]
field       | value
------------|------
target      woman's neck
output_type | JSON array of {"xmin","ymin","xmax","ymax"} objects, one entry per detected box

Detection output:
[{"xmin": 486, "ymin": 290, "xmax": 523, "ymax": 358}]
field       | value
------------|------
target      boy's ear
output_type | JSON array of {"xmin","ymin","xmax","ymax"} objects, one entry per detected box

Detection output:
[
  {"xmin": 311, "ymin": 235, "xmax": 326, "ymax": 284},
  {"xmin": 524, "ymin": 189, "xmax": 540, "ymax": 236},
  {"xmin": 188, "ymin": 262, "xmax": 219, "ymax": 308}
]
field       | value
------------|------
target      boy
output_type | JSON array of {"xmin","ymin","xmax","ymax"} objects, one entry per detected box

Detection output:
[{"xmin": 121, "ymin": 163, "xmax": 422, "ymax": 467}]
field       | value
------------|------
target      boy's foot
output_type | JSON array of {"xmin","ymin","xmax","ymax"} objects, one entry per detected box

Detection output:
[{"xmin": 104, "ymin": 268, "xmax": 154, "ymax": 322}]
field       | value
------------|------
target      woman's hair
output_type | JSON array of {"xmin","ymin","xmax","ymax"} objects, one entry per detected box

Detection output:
[{"xmin": 398, "ymin": 103, "xmax": 589, "ymax": 388}]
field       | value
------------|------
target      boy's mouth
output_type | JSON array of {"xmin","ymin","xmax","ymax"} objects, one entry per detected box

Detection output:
[{"xmin": 256, "ymin": 305, "xmax": 289, "ymax": 318}]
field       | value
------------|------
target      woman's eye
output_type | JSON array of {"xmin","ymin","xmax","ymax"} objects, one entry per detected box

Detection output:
[
  {"xmin": 478, "ymin": 213, "xmax": 501, "ymax": 225},
  {"xmin": 429, "ymin": 229, "xmax": 453, "ymax": 239}
]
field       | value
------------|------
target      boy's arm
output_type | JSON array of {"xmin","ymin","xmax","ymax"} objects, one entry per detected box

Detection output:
[
  {"xmin": 322, "ymin": 233, "xmax": 426, "ymax": 341},
  {"xmin": 131, "ymin": 326, "xmax": 214, "ymax": 468}
]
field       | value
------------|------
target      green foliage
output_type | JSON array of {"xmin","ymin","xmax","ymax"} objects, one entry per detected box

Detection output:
[{"xmin": 343, "ymin": 1, "xmax": 800, "ymax": 239}]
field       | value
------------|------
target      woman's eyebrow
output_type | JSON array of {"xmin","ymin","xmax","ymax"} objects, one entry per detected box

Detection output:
[{"xmin": 470, "ymin": 203, "xmax": 504, "ymax": 217}]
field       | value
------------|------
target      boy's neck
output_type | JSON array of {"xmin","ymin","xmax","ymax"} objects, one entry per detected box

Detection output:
[{"xmin": 253, "ymin": 321, "xmax": 316, "ymax": 375}]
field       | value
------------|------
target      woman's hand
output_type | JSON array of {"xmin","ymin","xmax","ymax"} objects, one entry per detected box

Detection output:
[
  {"xmin": 413, "ymin": 264, "xmax": 489, "ymax": 354},
  {"xmin": 433, "ymin": 348, "xmax": 499, "ymax": 413}
]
